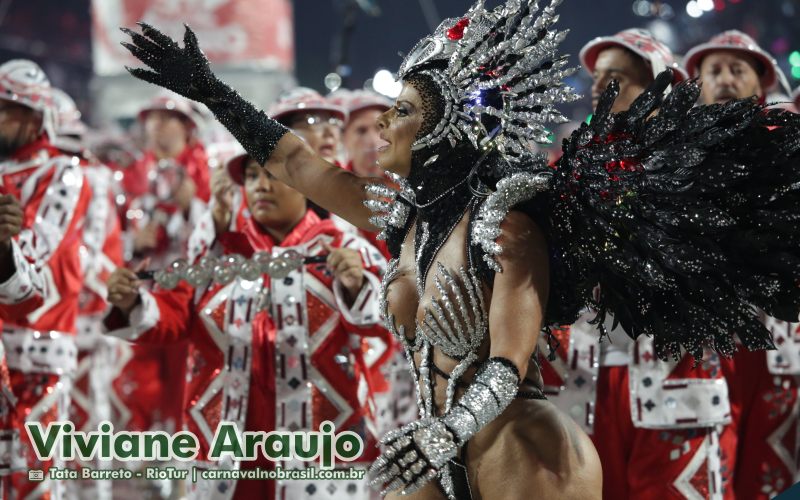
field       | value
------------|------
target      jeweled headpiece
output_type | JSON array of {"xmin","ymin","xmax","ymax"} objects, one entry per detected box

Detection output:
[{"xmin": 398, "ymin": 0, "xmax": 579, "ymax": 162}]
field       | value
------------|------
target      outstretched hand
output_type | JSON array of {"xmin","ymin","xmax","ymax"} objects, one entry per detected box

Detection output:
[
  {"xmin": 119, "ymin": 20, "xmax": 291, "ymax": 169},
  {"xmin": 120, "ymin": 23, "xmax": 213, "ymax": 101}
]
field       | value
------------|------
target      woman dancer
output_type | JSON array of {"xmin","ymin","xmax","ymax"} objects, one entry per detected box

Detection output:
[{"xmin": 119, "ymin": 0, "xmax": 800, "ymax": 498}]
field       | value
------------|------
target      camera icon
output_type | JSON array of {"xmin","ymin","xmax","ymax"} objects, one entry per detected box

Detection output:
[{"xmin": 28, "ymin": 469, "xmax": 44, "ymax": 481}]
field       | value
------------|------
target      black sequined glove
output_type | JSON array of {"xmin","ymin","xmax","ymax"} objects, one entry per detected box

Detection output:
[
  {"xmin": 120, "ymin": 23, "xmax": 288, "ymax": 165},
  {"xmin": 368, "ymin": 357, "xmax": 520, "ymax": 497}
]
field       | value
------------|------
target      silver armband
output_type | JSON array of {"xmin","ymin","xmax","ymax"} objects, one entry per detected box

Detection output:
[{"xmin": 443, "ymin": 357, "xmax": 520, "ymax": 445}]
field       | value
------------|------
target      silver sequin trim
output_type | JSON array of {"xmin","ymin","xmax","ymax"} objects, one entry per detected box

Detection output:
[{"xmin": 472, "ymin": 171, "xmax": 552, "ymax": 272}]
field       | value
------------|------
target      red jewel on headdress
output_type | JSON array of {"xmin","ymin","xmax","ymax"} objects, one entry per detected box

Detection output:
[{"xmin": 447, "ymin": 18, "xmax": 470, "ymax": 41}]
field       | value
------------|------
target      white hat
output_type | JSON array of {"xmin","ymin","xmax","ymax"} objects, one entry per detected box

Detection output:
[
  {"xmin": 137, "ymin": 91, "xmax": 198, "ymax": 128},
  {"xmin": 225, "ymin": 149, "xmax": 249, "ymax": 186},
  {"xmin": 328, "ymin": 89, "xmax": 392, "ymax": 122},
  {"xmin": 268, "ymin": 87, "xmax": 347, "ymax": 123},
  {"xmin": 51, "ymin": 87, "xmax": 87, "ymax": 138},
  {"xmin": 684, "ymin": 30, "xmax": 788, "ymax": 93},
  {"xmin": 580, "ymin": 28, "xmax": 688, "ymax": 84},
  {"xmin": 0, "ymin": 59, "xmax": 56, "ymax": 139}
]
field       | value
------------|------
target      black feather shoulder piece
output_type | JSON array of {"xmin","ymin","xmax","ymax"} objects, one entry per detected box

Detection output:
[{"xmin": 547, "ymin": 69, "xmax": 800, "ymax": 360}]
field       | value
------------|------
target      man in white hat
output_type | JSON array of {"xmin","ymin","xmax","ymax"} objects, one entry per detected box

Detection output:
[
  {"xmin": 324, "ymin": 89, "xmax": 392, "ymax": 256},
  {"xmin": 125, "ymin": 92, "xmax": 210, "ymax": 268},
  {"xmin": 124, "ymin": 91, "xmax": 210, "ymax": 202},
  {"xmin": 686, "ymin": 31, "xmax": 800, "ymax": 500},
  {"xmin": 50, "ymin": 87, "xmax": 122, "ymax": 500},
  {"xmin": 258, "ymin": 87, "xmax": 349, "ymax": 221},
  {"xmin": 687, "ymin": 30, "xmax": 800, "ymax": 500},
  {"xmin": 579, "ymin": 28, "xmax": 688, "ymax": 113},
  {"xmin": 685, "ymin": 30, "xmax": 788, "ymax": 106},
  {"xmin": 328, "ymin": 89, "xmax": 391, "ymax": 178},
  {"xmin": 0, "ymin": 59, "xmax": 93, "ymax": 498},
  {"xmin": 269, "ymin": 87, "xmax": 346, "ymax": 166},
  {"xmin": 544, "ymin": 30, "xmax": 736, "ymax": 500}
]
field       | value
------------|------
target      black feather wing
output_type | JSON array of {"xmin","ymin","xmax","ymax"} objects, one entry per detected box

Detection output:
[{"xmin": 546, "ymin": 70, "xmax": 800, "ymax": 360}]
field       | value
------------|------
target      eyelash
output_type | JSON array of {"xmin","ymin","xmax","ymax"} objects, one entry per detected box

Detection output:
[{"xmin": 396, "ymin": 106, "xmax": 409, "ymax": 117}]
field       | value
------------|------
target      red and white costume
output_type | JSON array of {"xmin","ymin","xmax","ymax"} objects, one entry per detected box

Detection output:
[
  {"xmin": 71, "ymin": 160, "xmax": 124, "ymax": 500},
  {"xmin": 727, "ymin": 316, "xmax": 800, "ymax": 499},
  {"xmin": 106, "ymin": 208, "xmax": 387, "ymax": 499},
  {"xmin": 0, "ymin": 60, "xmax": 92, "ymax": 500},
  {"xmin": 115, "ymin": 94, "xmax": 210, "ymax": 457},
  {"xmin": 0, "ymin": 135, "xmax": 91, "ymax": 498},
  {"xmin": 71, "ymin": 160, "xmax": 124, "ymax": 430},
  {"xmin": 542, "ymin": 314, "xmax": 736, "ymax": 500},
  {"xmin": 0, "ymin": 138, "xmax": 90, "ymax": 497}
]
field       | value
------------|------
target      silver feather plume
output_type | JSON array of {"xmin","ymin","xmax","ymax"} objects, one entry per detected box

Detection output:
[{"xmin": 397, "ymin": 0, "xmax": 580, "ymax": 163}]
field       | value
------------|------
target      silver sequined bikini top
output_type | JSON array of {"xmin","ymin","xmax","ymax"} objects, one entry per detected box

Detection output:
[
  {"xmin": 381, "ymin": 259, "xmax": 487, "ymax": 357},
  {"xmin": 381, "ymin": 257, "xmax": 489, "ymax": 415}
]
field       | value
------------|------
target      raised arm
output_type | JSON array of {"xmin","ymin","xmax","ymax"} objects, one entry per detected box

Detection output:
[
  {"xmin": 266, "ymin": 134, "xmax": 375, "ymax": 228},
  {"xmin": 120, "ymin": 23, "xmax": 376, "ymax": 229}
]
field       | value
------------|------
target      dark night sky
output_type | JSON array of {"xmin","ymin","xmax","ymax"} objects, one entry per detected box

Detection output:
[
  {"xmin": 294, "ymin": 0, "xmax": 644, "ymax": 90},
  {"xmin": 295, "ymin": 0, "xmax": 799, "ymax": 118},
  {"xmin": 0, "ymin": 0, "xmax": 797, "ymax": 120}
]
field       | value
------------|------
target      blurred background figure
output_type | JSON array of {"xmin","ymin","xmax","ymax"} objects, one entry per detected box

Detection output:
[
  {"xmin": 0, "ymin": 59, "xmax": 92, "ymax": 499},
  {"xmin": 326, "ymin": 88, "xmax": 418, "ymax": 435},
  {"xmin": 124, "ymin": 92, "xmax": 210, "ymax": 268},
  {"xmin": 263, "ymin": 87, "xmax": 348, "ymax": 220},
  {"xmin": 112, "ymin": 92, "xmax": 213, "ymax": 499},
  {"xmin": 50, "ymin": 87, "xmax": 89, "ymax": 155},
  {"xmin": 328, "ymin": 88, "xmax": 391, "ymax": 178},
  {"xmin": 269, "ymin": 87, "xmax": 347, "ymax": 166},
  {"xmin": 325, "ymin": 88, "xmax": 390, "ymax": 257},
  {"xmin": 52, "ymin": 85, "xmax": 122, "ymax": 500}
]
